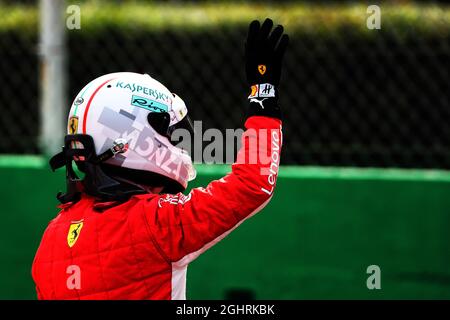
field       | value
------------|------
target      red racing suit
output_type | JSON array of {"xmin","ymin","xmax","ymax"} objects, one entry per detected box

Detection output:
[{"xmin": 32, "ymin": 116, "xmax": 282, "ymax": 299}]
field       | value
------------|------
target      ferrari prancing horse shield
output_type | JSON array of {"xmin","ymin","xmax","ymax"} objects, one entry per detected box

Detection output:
[
  {"xmin": 258, "ymin": 64, "xmax": 267, "ymax": 75},
  {"xmin": 67, "ymin": 221, "xmax": 83, "ymax": 248}
]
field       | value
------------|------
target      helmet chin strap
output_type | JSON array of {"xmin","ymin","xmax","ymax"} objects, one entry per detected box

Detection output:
[
  {"xmin": 93, "ymin": 138, "xmax": 129, "ymax": 163},
  {"xmin": 99, "ymin": 138, "xmax": 163, "ymax": 194},
  {"xmin": 109, "ymin": 175, "xmax": 163, "ymax": 194},
  {"xmin": 50, "ymin": 134, "xmax": 148, "ymax": 203}
]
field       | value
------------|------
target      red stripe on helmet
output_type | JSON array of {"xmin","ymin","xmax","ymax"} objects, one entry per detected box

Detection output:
[{"xmin": 82, "ymin": 78, "xmax": 116, "ymax": 134}]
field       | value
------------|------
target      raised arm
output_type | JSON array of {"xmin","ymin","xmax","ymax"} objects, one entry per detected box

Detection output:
[{"xmin": 145, "ymin": 19, "xmax": 289, "ymax": 264}]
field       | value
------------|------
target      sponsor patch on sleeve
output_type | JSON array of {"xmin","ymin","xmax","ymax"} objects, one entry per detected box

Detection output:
[{"xmin": 248, "ymin": 83, "xmax": 275, "ymax": 99}]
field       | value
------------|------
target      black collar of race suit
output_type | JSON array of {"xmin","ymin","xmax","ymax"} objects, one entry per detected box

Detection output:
[{"xmin": 49, "ymin": 134, "xmax": 147, "ymax": 204}]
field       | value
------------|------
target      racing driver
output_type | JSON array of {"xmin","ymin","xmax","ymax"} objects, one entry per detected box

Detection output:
[{"xmin": 32, "ymin": 18, "xmax": 289, "ymax": 300}]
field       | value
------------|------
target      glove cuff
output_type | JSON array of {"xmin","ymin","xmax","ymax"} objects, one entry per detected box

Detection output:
[{"xmin": 247, "ymin": 83, "xmax": 281, "ymax": 120}]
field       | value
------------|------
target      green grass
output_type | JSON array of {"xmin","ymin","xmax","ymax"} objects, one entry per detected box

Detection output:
[{"xmin": 0, "ymin": 2, "xmax": 449, "ymax": 37}]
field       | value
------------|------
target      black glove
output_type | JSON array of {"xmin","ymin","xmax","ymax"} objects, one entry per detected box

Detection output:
[{"xmin": 245, "ymin": 18, "xmax": 289, "ymax": 120}]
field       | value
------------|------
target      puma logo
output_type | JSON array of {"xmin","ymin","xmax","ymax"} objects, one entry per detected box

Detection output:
[{"xmin": 249, "ymin": 98, "xmax": 268, "ymax": 109}]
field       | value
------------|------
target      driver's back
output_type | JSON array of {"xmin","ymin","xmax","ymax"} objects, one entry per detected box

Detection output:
[{"xmin": 32, "ymin": 194, "xmax": 173, "ymax": 300}]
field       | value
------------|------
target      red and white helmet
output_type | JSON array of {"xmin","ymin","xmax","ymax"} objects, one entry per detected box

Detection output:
[{"xmin": 66, "ymin": 72, "xmax": 196, "ymax": 193}]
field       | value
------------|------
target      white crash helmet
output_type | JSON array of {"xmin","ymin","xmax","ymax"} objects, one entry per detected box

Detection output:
[{"xmin": 51, "ymin": 72, "xmax": 196, "ymax": 201}]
